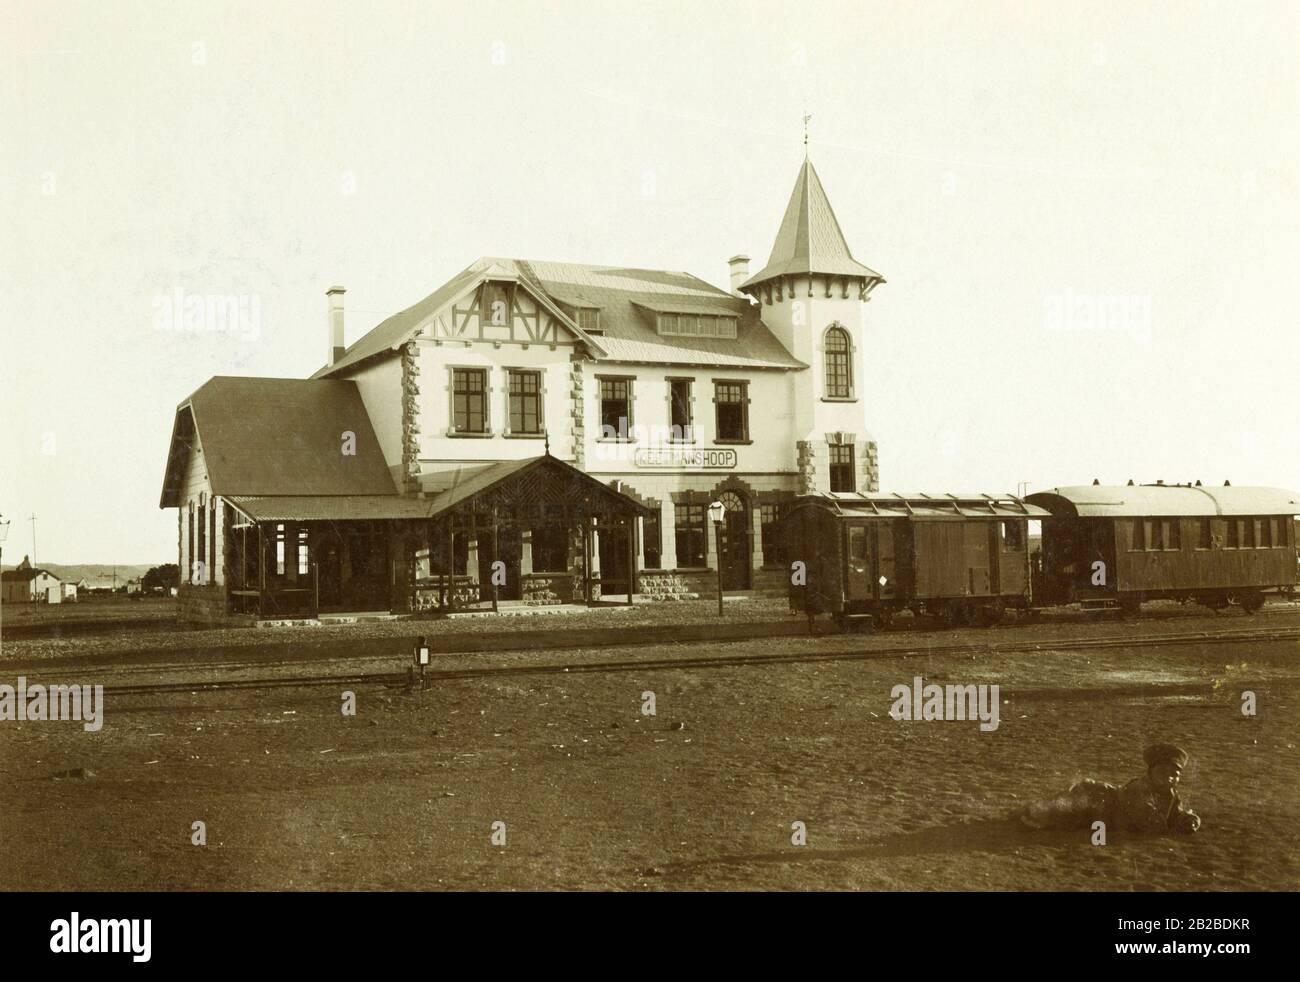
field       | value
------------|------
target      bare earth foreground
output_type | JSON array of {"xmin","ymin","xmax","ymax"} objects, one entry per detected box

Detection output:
[{"xmin": 1, "ymin": 605, "xmax": 1297, "ymax": 891}]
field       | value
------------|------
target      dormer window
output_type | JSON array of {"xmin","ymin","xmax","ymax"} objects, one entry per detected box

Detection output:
[
  {"xmin": 657, "ymin": 313, "xmax": 737, "ymax": 339},
  {"xmin": 576, "ymin": 308, "xmax": 601, "ymax": 334}
]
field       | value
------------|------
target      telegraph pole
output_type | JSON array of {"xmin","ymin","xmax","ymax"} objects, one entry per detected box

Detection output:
[{"xmin": 28, "ymin": 513, "xmax": 37, "ymax": 566}]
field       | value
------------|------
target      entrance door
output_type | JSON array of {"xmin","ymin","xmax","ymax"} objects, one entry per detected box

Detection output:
[
  {"xmin": 718, "ymin": 491, "xmax": 751, "ymax": 590},
  {"xmin": 317, "ymin": 532, "xmax": 343, "ymax": 609},
  {"xmin": 479, "ymin": 529, "xmax": 524, "ymax": 602},
  {"xmin": 598, "ymin": 519, "xmax": 632, "ymax": 599}
]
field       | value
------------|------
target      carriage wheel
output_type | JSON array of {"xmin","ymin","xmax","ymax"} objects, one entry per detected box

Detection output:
[
  {"xmin": 1239, "ymin": 592, "xmax": 1265, "ymax": 614},
  {"xmin": 937, "ymin": 602, "xmax": 961, "ymax": 629}
]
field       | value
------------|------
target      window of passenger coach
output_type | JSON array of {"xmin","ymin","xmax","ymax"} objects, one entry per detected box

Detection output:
[
  {"xmin": 508, "ymin": 370, "xmax": 543, "ymax": 435},
  {"xmin": 713, "ymin": 381, "xmax": 749, "ymax": 442},
  {"xmin": 1197, "ymin": 518, "xmax": 1213, "ymax": 549},
  {"xmin": 1227, "ymin": 519, "xmax": 1240, "ymax": 548},
  {"xmin": 452, "ymin": 368, "xmax": 489, "ymax": 434},
  {"xmin": 675, "ymin": 503, "xmax": 706, "ymax": 567},
  {"xmin": 824, "ymin": 326, "xmax": 852, "ymax": 399},
  {"xmin": 1001, "ymin": 520, "xmax": 1024, "ymax": 550},
  {"xmin": 829, "ymin": 444, "xmax": 856, "ymax": 492},
  {"xmin": 598, "ymin": 377, "xmax": 633, "ymax": 440}
]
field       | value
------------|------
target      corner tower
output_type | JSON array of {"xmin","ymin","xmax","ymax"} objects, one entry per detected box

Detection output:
[{"xmin": 740, "ymin": 158, "xmax": 884, "ymax": 493}]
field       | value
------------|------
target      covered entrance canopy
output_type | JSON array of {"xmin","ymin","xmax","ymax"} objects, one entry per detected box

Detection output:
[{"xmin": 223, "ymin": 454, "xmax": 649, "ymax": 617}]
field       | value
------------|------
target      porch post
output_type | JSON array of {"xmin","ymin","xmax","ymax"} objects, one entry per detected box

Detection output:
[
  {"xmin": 582, "ymin": 517, "xmax": 592, "ymax": 606},
  {"xmin": 659, "ymin": 499, "xmax": 678, "ymax": 571},
  {"xmin": 446, "ymin": 521, "xmax": 456, "ymax": 612},
  {"xmin": 751, "ymin": 502, "xmax": 766, "ymax": 568},
  {"xmin": 626, "ymin": 516, "xmax": 636, "ymax": 606},
  {"xmin": 520, "ymin": 529, "xmax": 534, "ymax": 576},
  {"xmin": 258, "ymin": 524, "xmax": 266, "ymax": 617},
  {"xmin": 490, "ymin": 506, "xmax": 499, "ymax": 614}
]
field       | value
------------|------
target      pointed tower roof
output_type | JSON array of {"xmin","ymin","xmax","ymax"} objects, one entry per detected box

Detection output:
[{"xmin": 741, "ymin": 158, "xmax": 881, "ymax": 290}]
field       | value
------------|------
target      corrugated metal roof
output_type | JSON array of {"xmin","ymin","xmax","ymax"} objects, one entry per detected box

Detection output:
[
  {"xmin": 160, "ymin": 377, "xmax": 398, "ymax": 507},
  {"xmin": 1026, "ymin": 485, "xmax": 1300, "ymax": 517},
  {"xmin": 741, "ymin": 159, "xmax": 882, "ymax": 288},
  {"xmin": 313, "ymin": 256, "xmax": 804, "ymax": 377},
  {"xmin": 226, "ymin": 455, "xmax": 649, "ymax": 522},
  {"xmin": 800, "ymin": 492, "xmax": 1050, "ymax": 519},
  {"xmin": 227, "ymin": 495, "xmax": 436, "ymax": 522}
]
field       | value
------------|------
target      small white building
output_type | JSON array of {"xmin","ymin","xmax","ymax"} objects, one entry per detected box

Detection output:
[{"xmin": 1, "ymin": 556, "xmax": 62, "ymax": 603}]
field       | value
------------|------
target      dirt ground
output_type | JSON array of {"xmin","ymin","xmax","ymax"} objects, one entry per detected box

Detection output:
[{"xmin": 1, "ymin": 606, "xmax": 1297, "ymax": 892}]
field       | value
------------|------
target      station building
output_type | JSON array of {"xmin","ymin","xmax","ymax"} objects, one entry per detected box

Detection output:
[{"xmin": 160, "ymin": 158, "xmax": 886, "ymax": 619}]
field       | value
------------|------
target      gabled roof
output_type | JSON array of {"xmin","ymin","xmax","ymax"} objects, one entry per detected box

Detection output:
[
  {"xmin": 314, "ymin": 257, "xmax": 804, "ymax": 376},
  {"xmin": 1026, "ymin": 485, "xmax": 1300, "ymax": 518},
  {"xmin": 742, "ymin": 159, "xmax": 882, "ymax": 289},
  {"xmin": 2, "ymin": 566, "xmax": 59, "ymax": 583},
  {"xmin": 312, "ymin": 261, "xmax": 608, "ymax": 379},
  {"xmin": 159, "ymin": 377, "xmax": 398, "ymax": 508}
]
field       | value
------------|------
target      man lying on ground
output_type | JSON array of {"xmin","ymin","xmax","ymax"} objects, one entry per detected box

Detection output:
[{"xmin": 1017, "ymin": 743, "xmax": 1201, "ymax": 834}]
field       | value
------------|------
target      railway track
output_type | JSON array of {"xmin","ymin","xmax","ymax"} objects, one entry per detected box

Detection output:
[{"xmin": 94, "ymin": 623, "xmax": 1300, "ymax": 698}]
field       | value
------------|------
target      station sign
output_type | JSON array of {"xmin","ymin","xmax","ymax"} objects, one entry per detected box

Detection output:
[{"xmin": 634, "ymin": 447, "xmax": 737, "ymax": 469}]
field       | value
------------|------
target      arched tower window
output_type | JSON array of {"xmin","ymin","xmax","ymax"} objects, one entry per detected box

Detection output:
[{"xmin": 824, "ymin": 326, "xmax": 852, "ymax": 399}]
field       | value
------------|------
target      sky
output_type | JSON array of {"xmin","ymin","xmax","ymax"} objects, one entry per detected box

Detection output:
[{"xmin": 1, "ymin": 0, "xmax": 1297, "ymax": 564}]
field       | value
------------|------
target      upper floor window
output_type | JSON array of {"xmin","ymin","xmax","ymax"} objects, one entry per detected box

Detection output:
[
  {"xmin": 599, "ymin": 376, "xmax": 633, "ymax": 440},
  {"xmin": 508, "ymin": 370, "xmax": 543, "ymax": 435},
  {"xmin": 668, "ymin": 378, "xmax": 693, "ymax": 441},
  {"xmin": 481, "ymin": 282, "xmax": 510, "ymax": 328},
  {"xmin": 714, "ymin": 381, "xmax": 749, "ymax": 442},
  {"xmin": 829, "ymin": 444, "xmax": 855, "ymax": 492},
  {"xmin": 452, "ymin": 367, "xmax": 489, "ymax": 434},
  {"xmin": 825, "ymin": 326, "xmax": 852, "ymax": 398}
]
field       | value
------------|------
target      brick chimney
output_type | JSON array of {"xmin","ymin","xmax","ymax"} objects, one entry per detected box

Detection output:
[
  {"xmin": 728, "ymin": 255, "xmax": 750, "ymax": 297},
  {"xmin": 327, "ymin": 286, "xmax": 346, "ymax": 366}
]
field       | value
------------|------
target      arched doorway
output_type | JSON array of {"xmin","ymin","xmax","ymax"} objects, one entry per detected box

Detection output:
[{"xmin": 717, "ymin": 489, "xmax": 751, "ymax": 590}]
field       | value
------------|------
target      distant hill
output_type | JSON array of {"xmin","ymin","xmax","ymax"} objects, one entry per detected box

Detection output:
[{"xmin": 0, "ymin": 563, "xmax": 158, "ymax": 586}]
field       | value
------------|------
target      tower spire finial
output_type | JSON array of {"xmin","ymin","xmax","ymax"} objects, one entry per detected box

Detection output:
[{"xmin": 802, "ymin": 111, "xmax": 812, "ymax": 158}]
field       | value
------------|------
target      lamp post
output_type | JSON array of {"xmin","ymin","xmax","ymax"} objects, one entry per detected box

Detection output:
[
  {"xmin": 707, "ymin": 499, "xmax": 726, "ymax": 616},
  {"xmin": 0, "ymin": 514, "xmax": 10, "ymax": 659}
]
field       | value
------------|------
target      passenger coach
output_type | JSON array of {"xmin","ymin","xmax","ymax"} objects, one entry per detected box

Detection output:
[
  {"xmin": 1025, "ymin": 483, "xmax": 1300, "ymax": 614},
  {"xmin": 782, "ymin": 492, "xmax": 1049, "ymax": 630}
]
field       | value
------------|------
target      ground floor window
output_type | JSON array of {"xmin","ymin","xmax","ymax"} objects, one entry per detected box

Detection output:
[
  {"xmin": 532, "ymin": 525, "xmax": 568, "ymax": 573},
  {"xmin": 675, "ymin": 503, "xmax": 706, "ymax": 567},
  {"xmin": 829, "ymin": 444, "xmax": 855, "ymax": 492},
  {"xmin": 760, "ymin": 503, "xmax": 787, "ymax": 566},
  {"xmin": 643, "ymin": 512, "xmax": 662, "ymax": 569}
]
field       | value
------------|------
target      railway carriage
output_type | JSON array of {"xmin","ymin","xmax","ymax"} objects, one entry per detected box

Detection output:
[
  {"xmin": 1025, "ymin": 483, "xmax": 1300, "ymax": 615},
  {"xmin": 781, "ymin": 493, "xmax": 1049, "ymax": 630}
]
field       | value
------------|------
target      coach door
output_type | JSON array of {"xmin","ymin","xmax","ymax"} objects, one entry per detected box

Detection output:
[
  {"xmin": 845, "ymin": 525, "xmax": 871, "ymax": 601},
  {"xmin": 872, "ymin": 523, "xmax": 896, "ymax": 600}
]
